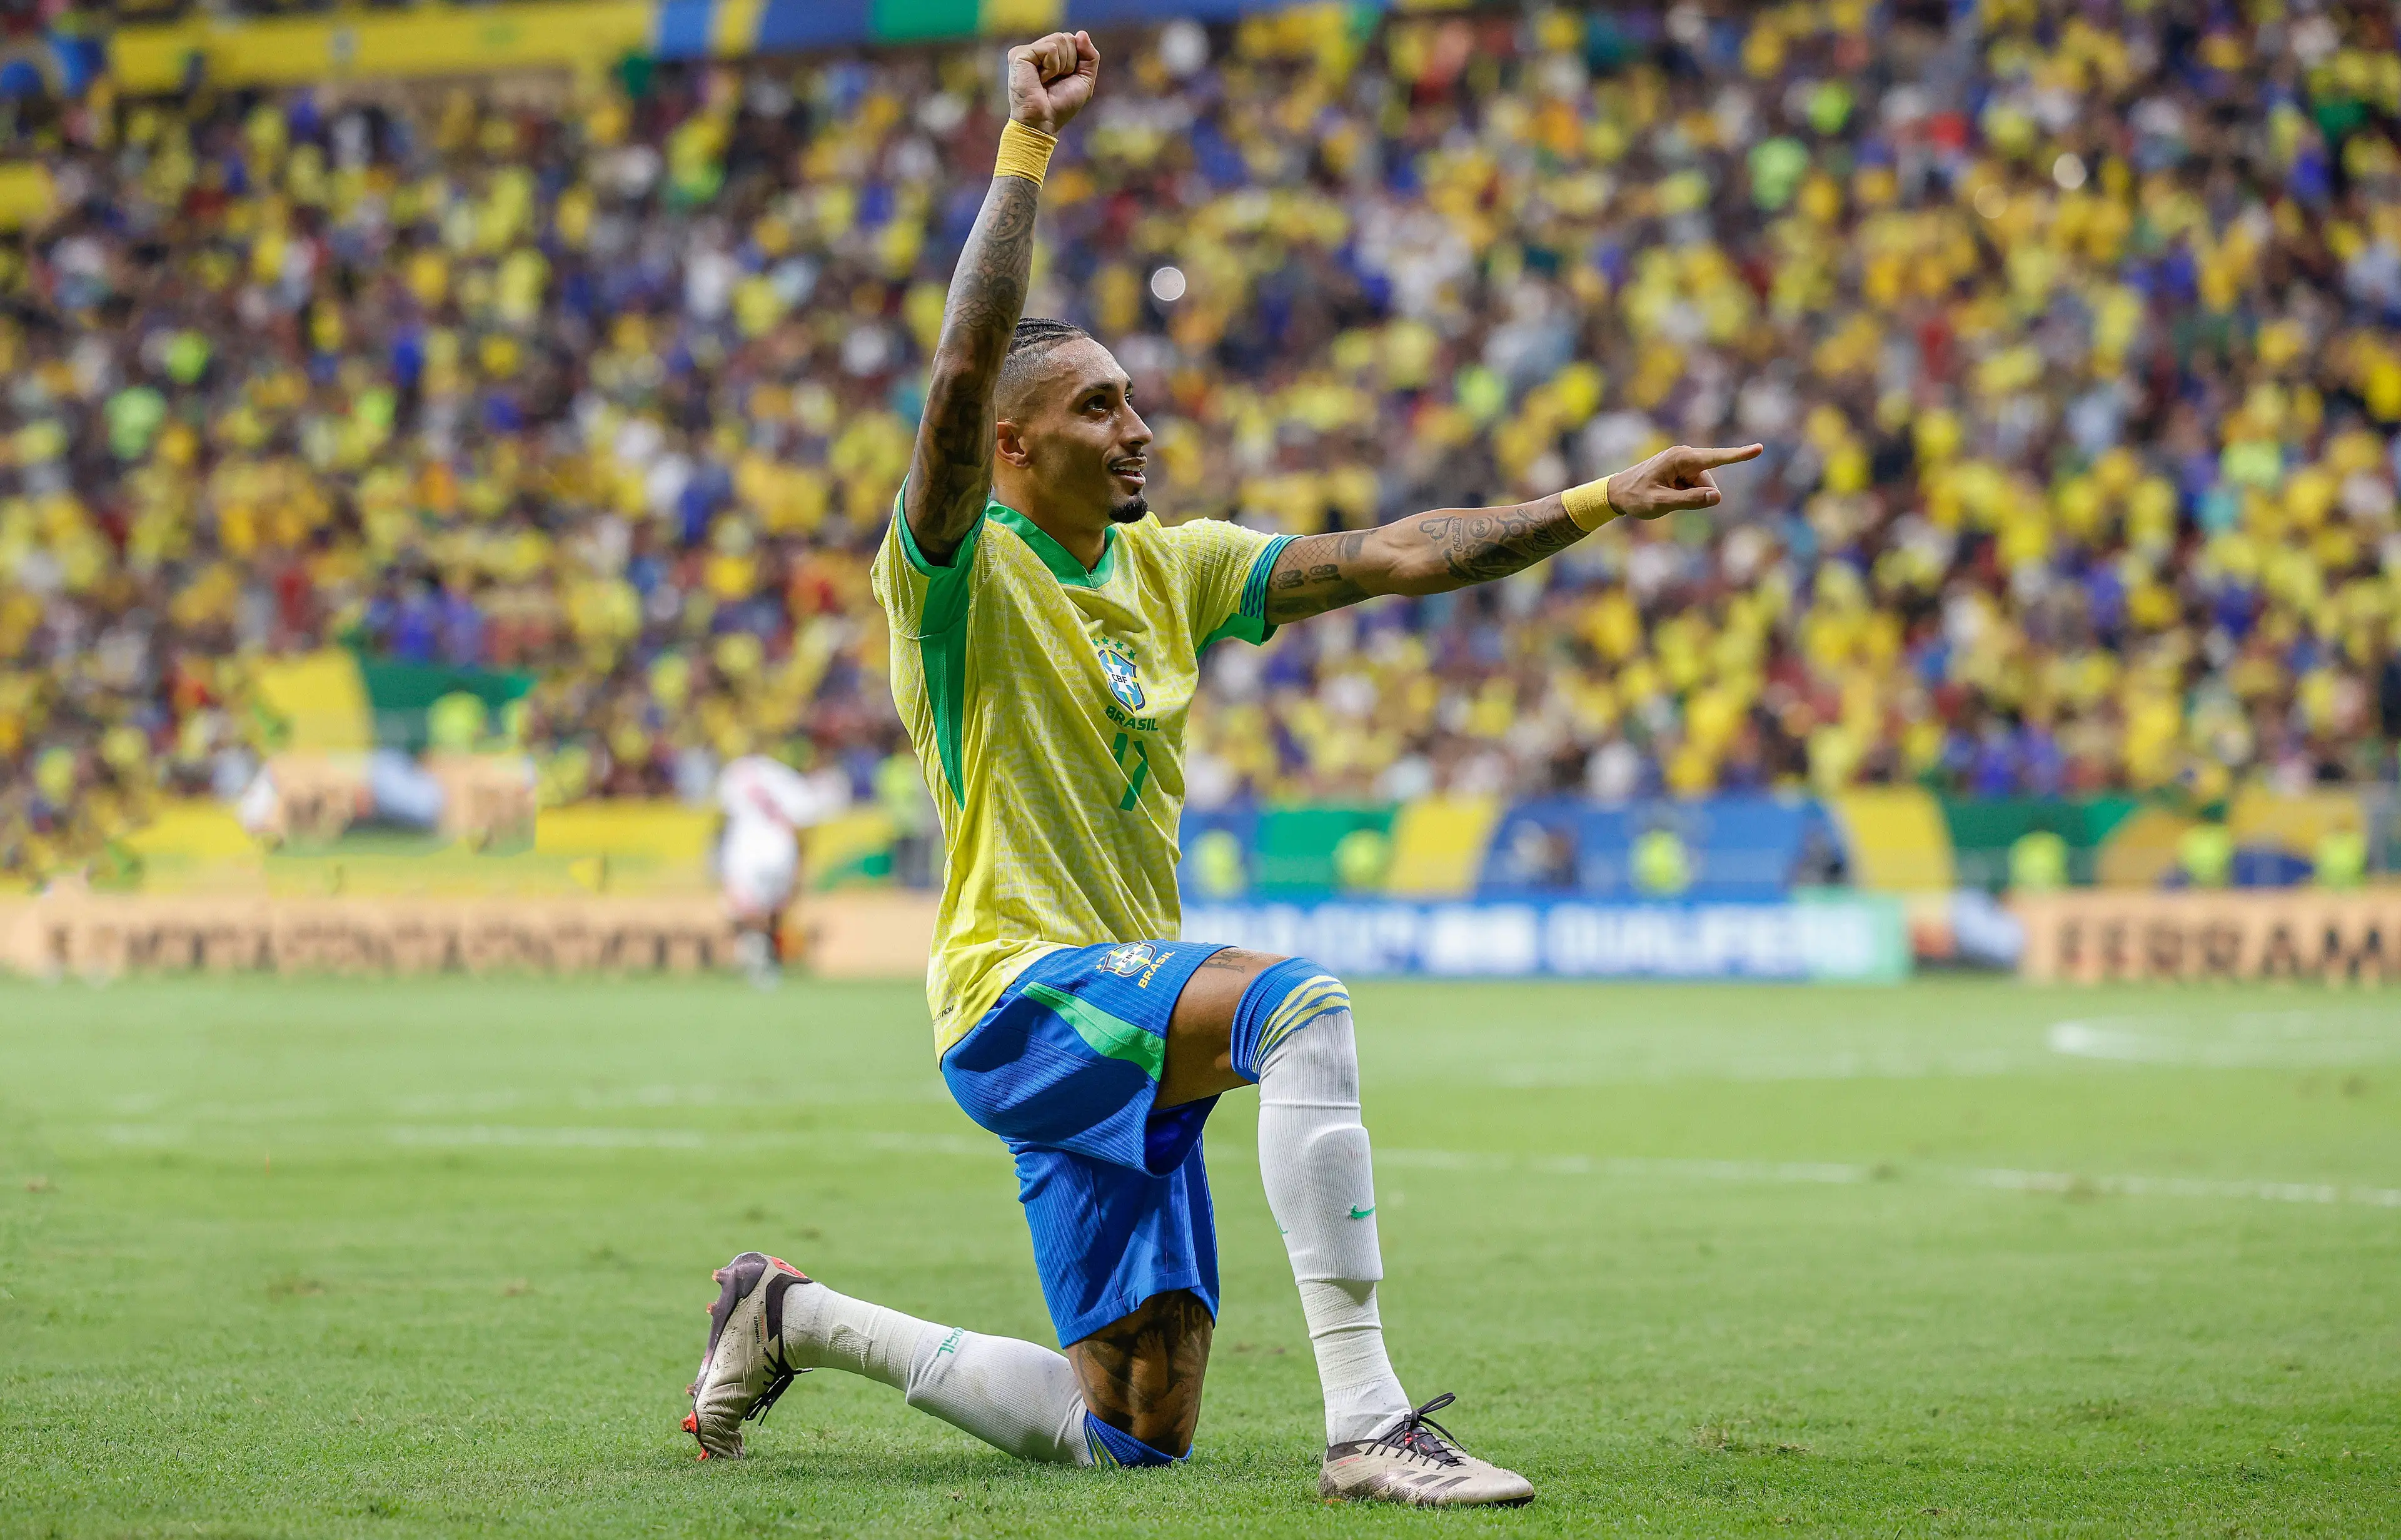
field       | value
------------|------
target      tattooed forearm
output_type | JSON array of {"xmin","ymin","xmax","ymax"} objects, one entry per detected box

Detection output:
[
  {"xmin": 1066, "ymin": 1288, "xmax": 1214, "ymax": 1456},
  {"xmin": 1412, "ymin": 495, "xmax": 1584, "ymax": 585},
  {"xmin": 1258, "ymin": 494, "xmax": 1586, "ymax": 623},
  {"xmin": 1261, "ymin": 529, "xmax": 1371, "ymax": 623},
  {"xmin": 901, "ymin": 175, "xmax": 1041, "ymax": 566}
]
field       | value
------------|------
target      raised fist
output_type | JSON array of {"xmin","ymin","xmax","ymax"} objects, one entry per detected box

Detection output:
[{"xmin": 1007, "ymin": 31, "xmax": 1100, "ymax": 137}]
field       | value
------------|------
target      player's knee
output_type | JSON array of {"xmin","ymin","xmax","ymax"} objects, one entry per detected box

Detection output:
[
  {"xmin": 1083, "ymin": 1409, "xmax": 1190, "ymax": 1466},
  {"xmin": 1229, "ymin": 956, "xmax": 1353, "ymax": 1083}
]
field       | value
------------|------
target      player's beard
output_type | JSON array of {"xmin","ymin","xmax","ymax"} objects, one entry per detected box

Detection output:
[{"xmin": 1108, "ymin": 493, "xmax": 1149, "ymax": 523}]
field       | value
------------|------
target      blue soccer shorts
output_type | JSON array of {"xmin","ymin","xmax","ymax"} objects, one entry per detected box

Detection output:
[{"xmin": 940, "ymin": 939, "xmax": 1229, "ymax": 1347}]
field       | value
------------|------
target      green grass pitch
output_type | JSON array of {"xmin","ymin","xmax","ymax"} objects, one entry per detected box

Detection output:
[{"xmin": 3, "ymin": 974, "xmax": 2397, "ymax": 1537}]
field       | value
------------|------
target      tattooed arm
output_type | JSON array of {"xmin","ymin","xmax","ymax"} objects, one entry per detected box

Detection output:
[
  {"xmin": 1261, "ymin": 442, "xmax": 1764, "ymax": 625},
  {"xmin": 900, "ymin": 32, "xmax": 1099, "ymax": 566},
  {"xmin": 1261, "ymin": 500, "xmax": 1580, "ymax": 623}
]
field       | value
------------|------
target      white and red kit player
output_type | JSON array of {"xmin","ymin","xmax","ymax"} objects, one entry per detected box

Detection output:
[{"xmin": 715, "ymin": 753, "xmax": 850, "ymax": 984}]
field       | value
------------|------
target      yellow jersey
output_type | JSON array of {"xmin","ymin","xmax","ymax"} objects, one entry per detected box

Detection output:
[{"xmin": 872, "ymin": 493, "xmax": 1289, "ymax": 1056}]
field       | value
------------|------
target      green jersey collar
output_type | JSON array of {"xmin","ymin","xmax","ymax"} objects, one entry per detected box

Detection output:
[{"xmin": 988, "ymin": 501, "xmax": 1119, "ymax": 588}]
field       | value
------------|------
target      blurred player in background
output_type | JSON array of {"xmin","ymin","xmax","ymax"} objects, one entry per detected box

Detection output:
[
  {"xmin": 714, "ymin": 750, "xmax": 850, "ymax": 987},
  {"xmin": 686, "ymin": 31, "xmax": 1757, "ymax": 1504}
]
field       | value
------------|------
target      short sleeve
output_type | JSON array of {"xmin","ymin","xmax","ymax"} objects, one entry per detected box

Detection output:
[
  {"xmin": 871, "ymin": 483, "xmax": 982, "ymax": 640},
  {"xmin": 1164, "ymin": 517, "xmax": 1293, "ymax": 649}
]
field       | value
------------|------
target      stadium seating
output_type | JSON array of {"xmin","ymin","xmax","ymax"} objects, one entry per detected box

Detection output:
[{"xmin": 3, "ymin": 1, "xmax": 2400, "ymax": 895}]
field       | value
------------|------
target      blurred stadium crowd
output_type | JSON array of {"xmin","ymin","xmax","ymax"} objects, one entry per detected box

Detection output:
[{"xmin": 7, "ymin": 1, "xmax": 2401, "ymax": 880}]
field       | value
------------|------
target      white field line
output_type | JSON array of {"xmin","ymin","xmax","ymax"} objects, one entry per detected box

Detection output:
[
  {"xmin": 78, "ymin": 1120, "xmax": 2401, "ymax": 1211},
  {"xmin": 376, "ymin": 1124, "xmax": 975, "ymax": 1148},
  {"xmin": 1377, "ymin": 1146, "xmax": 2401, "ymax": 1210},
  {"xmin": 385, "ymin": 1125, "xmax": 707, "ymax": 1150},
  {"xmin": 2047, "ymin": 1014, "xmax": 2401, "ymax": 1068},
  {"xmin": 1379, "ymin": 1148, "xmax": 1871, "ymax": 1185},
  {"xmin": 379, "ymin": 1126, "xmax": 993, "ymax": 1157},
  {"xmin": 1953, "ymin": 1165, "xmax": 2401, "ymax": 1208}
]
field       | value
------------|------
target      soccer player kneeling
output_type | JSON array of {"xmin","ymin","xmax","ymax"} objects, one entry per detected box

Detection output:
[{"xmin": 683, "ymin": 30, "xmax": 1759, "ymax": 1506}]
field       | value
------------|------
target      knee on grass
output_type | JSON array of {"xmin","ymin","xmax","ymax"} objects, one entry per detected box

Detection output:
[{"xmin": 1084, "ymin": 1412, "xmax": 1189, "ymax": 1467}]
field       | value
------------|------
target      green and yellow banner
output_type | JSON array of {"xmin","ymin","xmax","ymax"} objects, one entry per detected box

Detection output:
[{"xmin": 99, "ymin": 0, "xmax": 1406, "ymax": 94}]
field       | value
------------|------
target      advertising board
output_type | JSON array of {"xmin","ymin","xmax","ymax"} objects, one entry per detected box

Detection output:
[{"xmin": 1178, "ymin": 896, "xmax": 1910, "ymax": 982}]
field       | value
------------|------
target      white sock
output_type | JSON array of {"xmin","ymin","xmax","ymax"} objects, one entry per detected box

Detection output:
[
  {"xmin": 779, "ymin": 1279, "xmax": 1094, "ymax": 1465},
  {"xmin": 1255, "ymin": 998, "xmax": 1413, "ymax": 1444}
]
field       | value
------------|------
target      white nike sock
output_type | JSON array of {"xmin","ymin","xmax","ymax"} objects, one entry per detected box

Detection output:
[
  {"xmin": 1255, "ymin": 1000, "xmax": 1413, "ymax": 1444},
  {"xmin": 778, "ymin": 1280, "xmax": 1094, "ymax": 1465}
]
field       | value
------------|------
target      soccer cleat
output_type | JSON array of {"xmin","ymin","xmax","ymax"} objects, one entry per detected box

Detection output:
[
  {"xmin": 1317, "ymin": 1393, "xmax": 1534, "ymax": 1507},
  {"xmin": 683, "ymin": 1251, "xmax": 812, "ymax": 1460}
]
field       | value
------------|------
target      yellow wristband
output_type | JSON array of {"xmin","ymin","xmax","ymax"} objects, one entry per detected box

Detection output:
[
  {"xmin": 1561, "ymin": 474, "xmax": 1616, "ymax": 532},
  {"xmin": 994, "ymin": 119, "xmax": 1058, "ymax": 186}
]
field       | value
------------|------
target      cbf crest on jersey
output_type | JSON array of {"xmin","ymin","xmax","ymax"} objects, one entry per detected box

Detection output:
[
  {"xmin": 1099, "ymin": 941, "xmax": 1159, "ymax": 977},
  {"xmin": 1097, "ymin": 637, "xmax": 1145, "ymax": 711}
]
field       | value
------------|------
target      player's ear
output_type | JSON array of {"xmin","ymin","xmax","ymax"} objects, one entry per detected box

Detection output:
[{"xmin": 995, "ymin": 416, "xmax": 1032, "ymax": 468}]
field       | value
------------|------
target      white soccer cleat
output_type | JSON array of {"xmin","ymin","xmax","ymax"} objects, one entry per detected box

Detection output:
[
  {"xmin": 1318, "ymin": 1394, "xmax": 1535, "ymax": 1507},
  {"xmin": 682, "ymin": 1251, "xmax": 812, "ymax": 1460}
]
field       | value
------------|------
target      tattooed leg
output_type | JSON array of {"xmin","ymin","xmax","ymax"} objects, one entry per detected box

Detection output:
[
  {"xmin": 1164, "ymin": 945, "xmax": 1419, "ymax": 1449},
  {"xmin": 1068, "ymin": 1289, "xmax": 1216, "ymax": 1456}
]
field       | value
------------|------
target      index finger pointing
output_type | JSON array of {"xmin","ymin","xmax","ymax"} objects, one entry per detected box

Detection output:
[{"xmin": 1690, "ymin": 443, "xmax": 1764, "ymax": 469}]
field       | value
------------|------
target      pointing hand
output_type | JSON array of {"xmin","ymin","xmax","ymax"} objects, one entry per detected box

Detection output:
[{"xmin": 1604, "ymin": 443, "xmax": 1766, "ymax": 520}]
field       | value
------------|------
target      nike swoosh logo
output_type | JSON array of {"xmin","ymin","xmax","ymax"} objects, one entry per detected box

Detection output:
[{"xmin": 1347, "ymin": 1205, "xmax": 1374, "ymax": 1220}]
